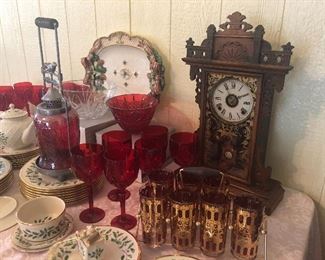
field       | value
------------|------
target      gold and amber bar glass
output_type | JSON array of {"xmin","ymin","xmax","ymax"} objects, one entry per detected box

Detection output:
[
  {"xmin": 200, "ymin": 192, "xmax": 229, "ymax": 257},
  {"xmin": 139, "ymin": 184, "xmax": 169, "ymax": 247},
  {"xmin": 169, "ymin": 190, "xmax": 198, "ymax": 251},
  {"xmin": 231, "ymin": 196, "xmax": 264, "ymax": 260}
]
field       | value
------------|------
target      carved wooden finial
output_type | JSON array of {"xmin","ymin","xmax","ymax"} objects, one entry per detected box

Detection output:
[
  {"xmin": 186, "ymin": 37, "xmax": 194, "ymax": 47},
  {"xmin": 220, "ymin": 11, "xmax": 253, "ymax": 32}
]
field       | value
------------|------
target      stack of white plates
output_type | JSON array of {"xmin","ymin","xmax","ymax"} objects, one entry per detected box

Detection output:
[
  {"xmin": 0, "ymin": 145, "xmax": 40, "ymax": 169},
  {"xmin": 19, "ymin": 158, "xmax": 104, "ymax": 205},
  {"xmin": 0, "ymin": 157, "xmax": 14, "ymax": 194}
]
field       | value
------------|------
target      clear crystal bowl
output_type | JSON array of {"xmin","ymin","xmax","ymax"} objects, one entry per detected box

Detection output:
[{"xmin": 62, "ymin": 81, "xmax": 116, "ymax": 120}]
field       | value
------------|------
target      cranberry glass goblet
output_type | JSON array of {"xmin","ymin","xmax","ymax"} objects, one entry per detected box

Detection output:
[
  {"xmin": 13, "ymin": 82, "xmax": 33, "ymax": 112},
  {"xmin": 31, "ymin": 85, "xmax": 45, "ymax": 106},
  {"xmin": 0, "ymin": 86, "xmax": 14, "ymax": 111},
  {"xmin": 141, "ymin": 125, "xmax": 168, "ymax": 149},
  {"xmin": 71, "ymin": 144, "xmax": 105, "ymax": 223},
  {"xmin": 104, "ymin": 148, "xmax": 139, "ymax": 230},
  {"xmin": 102, "ymin": 130, "xmax": 132, "ymax": 201},
  {"xmin": 135, "ymin": 139, "xmax": 166, "ymax": 176},
  {"xmin": 107, "ymin": 94, "xmax": 158, "ymax": 134},
  {"xmin": 169, "ymin": 132, "xmax": 198, "ymax": 167}
]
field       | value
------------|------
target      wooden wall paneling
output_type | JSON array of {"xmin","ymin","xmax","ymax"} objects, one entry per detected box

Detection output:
[
  {"xmin": 267, "ymin": 0, "xmax": 325, "ymax": 202},
  {"xmin": 65, "ymin": 0, "xmax": 97, "ymax": 80},
  {"xmin": 0, "ymin": 19, "xmax": 10, "ymax": 84},
  {"xmin": 16, "ymin": 0, "xmax": 42, "ymax": 84},
  {"xmin": 131, "ymin": 0, "xmax": 171, "ymax": 125},
  {"xmin": 170, "ymin": 0, "xmax": 222, "ymax": 131},
  {"xmin": 0, "ymin": 0, "xmax": 28, "ymax": 83},
  {"xmin": 95, "ymin": 0, "xmax": 130, "ymax": 37},
  {"xmin": 221, "ymin": 0, "xmax": 285, "ymax": 47},
  {"xmin": 39, "ymin": 0, "xmax": 72, "ymax": 81}
]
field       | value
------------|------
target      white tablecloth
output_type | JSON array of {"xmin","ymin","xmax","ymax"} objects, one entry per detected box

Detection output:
[{"xmin": 0, "ymin": 170, "xmax": 321, "ymax": 260}]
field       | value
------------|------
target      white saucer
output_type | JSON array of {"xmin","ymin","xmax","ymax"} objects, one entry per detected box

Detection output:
[
  {"xmin": 0, "ymin": 196, "xmax": 17, "ymax": 219},
  {"xmin": 11, "ymin": 213, "xmax": 74, "ymax": 253}
]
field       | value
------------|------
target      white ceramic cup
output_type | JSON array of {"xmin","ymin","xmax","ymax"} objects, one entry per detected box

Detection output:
[{"xmin": 16, "ymin": 196, "xmax": 66, "ymax": 242}]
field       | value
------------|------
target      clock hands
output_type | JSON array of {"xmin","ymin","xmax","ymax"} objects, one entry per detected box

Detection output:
[{"xmin": 237, "ymin": 93, "xmax": 249, "ymax": 99}]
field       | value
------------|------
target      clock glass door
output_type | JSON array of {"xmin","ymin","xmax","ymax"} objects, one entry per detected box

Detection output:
[{"xmin": 203, "ymin": 72, "xmax": 261, "ymax": 184}]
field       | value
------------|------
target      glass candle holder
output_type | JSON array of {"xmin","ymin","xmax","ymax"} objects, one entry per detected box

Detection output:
[
  {"xmin": 139, "ymin": 184, "xmax": 169, "ymax": 247},
  {"xmin": 231, "ymin": 196, "xmax": 265, "ymax": 260},
  {"xmin": 169, "ymin": 190, "xmax": 198, "ymax": 251},
  {"xmin": 200, "ymin": 192, "xmax": 229, "ymax": 257}
]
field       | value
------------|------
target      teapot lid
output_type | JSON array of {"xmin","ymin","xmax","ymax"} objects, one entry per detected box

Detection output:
[{"xmin": 0, "ymin": 104, "xmax": 28, "ymax": 119}]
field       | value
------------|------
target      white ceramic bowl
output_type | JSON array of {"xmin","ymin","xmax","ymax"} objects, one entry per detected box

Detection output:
[{"xmin": 16, "ymin": 196, "xmax": 66, "ymax": 242}]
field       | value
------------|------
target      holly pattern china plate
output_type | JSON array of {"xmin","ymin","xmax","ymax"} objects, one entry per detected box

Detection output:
[
  {"xmin": 47, "ymin": 226, "xmax": 140, "ymax": 260},
  {"xmin": 11, "ymin": 214, "xmax": 74, "ymax": 252}
]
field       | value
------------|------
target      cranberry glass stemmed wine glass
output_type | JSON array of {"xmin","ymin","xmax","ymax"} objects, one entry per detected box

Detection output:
[
  {"xmin": 102, "ymin": 130, "xmax": 132, "ymax": 201},
  {"xmin": 71, "ymin": 143, "xmax": 105, "ymax": 223},
  {"xmin": 104, "ymin": 148, "xmax": 139, "ymax": 230}
]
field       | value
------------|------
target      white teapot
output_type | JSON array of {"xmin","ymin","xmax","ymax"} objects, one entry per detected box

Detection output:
[{"xmin": 0, "ymin": 104, "xmax": 37, "ymax": 151}]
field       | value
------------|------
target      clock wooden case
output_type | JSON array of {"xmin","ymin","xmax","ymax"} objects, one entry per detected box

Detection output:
[{"xmin": 182, "ymin": 12, "xmax": 294, "ymax": 214}]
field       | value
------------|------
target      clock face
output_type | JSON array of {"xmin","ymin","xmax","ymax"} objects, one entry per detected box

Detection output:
[{"xmin": 210, "ymin": 78, "xmax": 254, "ymax": 123}]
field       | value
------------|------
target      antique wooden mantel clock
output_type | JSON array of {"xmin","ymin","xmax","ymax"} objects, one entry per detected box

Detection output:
[{"xmin": 183, "ymin": 12, "xmax": 294, "ymax": 214}]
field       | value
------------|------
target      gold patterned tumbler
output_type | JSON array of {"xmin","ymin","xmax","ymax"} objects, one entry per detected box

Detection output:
[
  {"xmin": 139, "ymin": 184, "xmax": 168, "ymax": 247},
  {"xmin": 200, "ymin": 192, "xmax": 229, "ymax": 257},
  {"xmin": 169, "ymin": 190, "xmax": 198, "ymax": 251},
  {"xmin": 231, "ymin": 196, "xmax": 265, "ymax": 260}
]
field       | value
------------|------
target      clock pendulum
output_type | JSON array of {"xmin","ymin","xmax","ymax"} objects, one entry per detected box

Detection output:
[{"xmin": 182, "ymin": 12, "xmax": 294, "ymax": 214}]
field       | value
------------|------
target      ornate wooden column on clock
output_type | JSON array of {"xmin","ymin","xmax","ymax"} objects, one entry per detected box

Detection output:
[{"xmin": 182, "ymin": 12, "xmax": 294, "ymax": 214}]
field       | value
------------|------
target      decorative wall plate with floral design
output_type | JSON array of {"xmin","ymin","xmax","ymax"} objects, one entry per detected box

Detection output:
[
  {"xmin": 82, "ymin": 31, "xmax": 165, "ymax": 98},
  {"xmin": 48, "ymin": 225, "xmax": 141, "ymax": 260}
]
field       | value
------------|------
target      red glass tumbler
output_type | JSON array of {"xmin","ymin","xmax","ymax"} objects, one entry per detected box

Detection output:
[
  {"xmin": 102, "ymin": 130, "xmax": 132, "ymax": 201},
  {"xmin": 104, "ymin": 149, "xmax": 139, "ymax": 230},
  {"xmin": 0, "ymin": 86, "xmax": 14, "ymax": 111},
  {"xmin": 71, "ymin": 144, "xmax": 105, "ymax": 223}
]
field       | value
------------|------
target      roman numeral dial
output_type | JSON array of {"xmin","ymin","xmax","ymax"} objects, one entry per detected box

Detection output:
[{"xmin": 210, "ymin": 78, "xmax": 254, "ymax": 123}]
